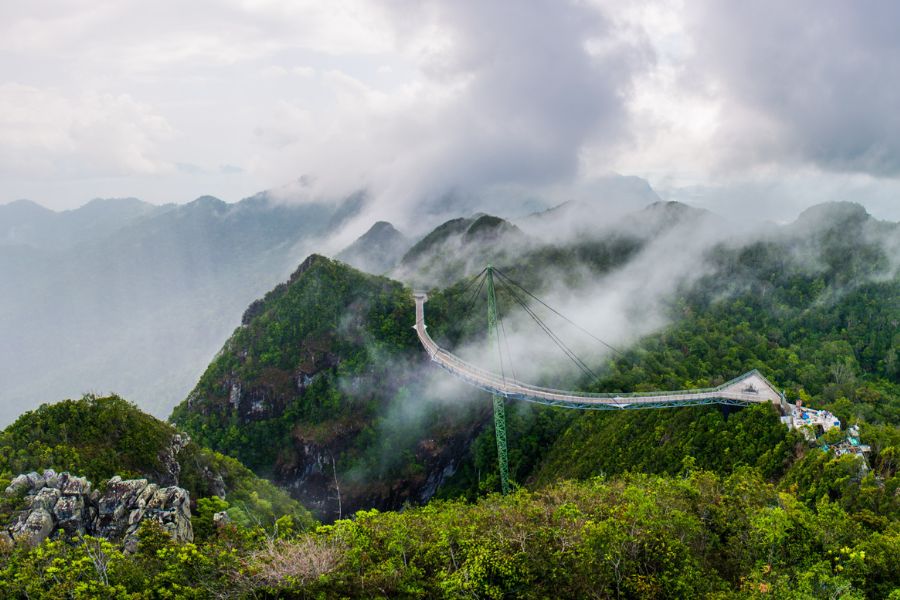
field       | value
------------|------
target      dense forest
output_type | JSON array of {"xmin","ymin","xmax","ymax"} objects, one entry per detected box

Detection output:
[{"xmin": 2, "ymin": 467, "xmax": 897, "ymax": 598}]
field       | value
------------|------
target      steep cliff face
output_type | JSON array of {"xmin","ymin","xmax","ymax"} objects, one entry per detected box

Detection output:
[
  {"xmin": 172, "ymin": 255, "xmax": 489, "ymax": 521},
  {"xmin": 2, "ymin": 470, "xmax": 192, "ymax": 551}
]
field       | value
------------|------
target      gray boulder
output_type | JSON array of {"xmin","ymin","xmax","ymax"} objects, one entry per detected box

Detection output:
[
  {"xmin": 43, "ymin": 469, "xmax": 60, "ymax": 489},
  {"xmin": 58, "ymin": 473, "xmax": 91, "ymax": 496},
  {"xmin": 29, "ymin": 487, "xmax": 61, "ymax": 511},
  {"xmin": 54, "ymin": 493, "xmax": 89, "ymax": 537},
  {"xmin": 6, "ymin": 472, "xmax": 45, "ymax": 495},
  {"xmin": 2, "ymin": 469, "xmax": 193, "ymax": 550},
  {"xmin": 12, "ymin": 508, "xmax": 54, "ymax": 547}
]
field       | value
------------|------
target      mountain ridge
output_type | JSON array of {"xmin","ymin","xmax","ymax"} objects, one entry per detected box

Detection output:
[{"xmin": 336, "ymin": 220, "xmax": 410, "ymax": 274}]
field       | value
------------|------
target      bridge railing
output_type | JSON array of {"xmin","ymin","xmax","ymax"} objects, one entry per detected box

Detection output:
[{"xmin": 415, "ymin": 318, "xmax": 771, "ymax": 404}]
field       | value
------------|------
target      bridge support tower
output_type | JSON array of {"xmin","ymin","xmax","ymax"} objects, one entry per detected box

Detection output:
[{"xmin": 486, "ymin": 265, "xmax": 510, "ymax": 495}]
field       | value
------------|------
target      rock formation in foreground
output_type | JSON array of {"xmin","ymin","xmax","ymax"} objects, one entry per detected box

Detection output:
[{"xmin": 2, "ymin": 470, "xmax": 193, "ymax": 551}]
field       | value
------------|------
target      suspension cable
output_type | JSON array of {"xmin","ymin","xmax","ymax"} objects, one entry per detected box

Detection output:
[
  {"xmin": 494, "ymin": 268, "xmax": 626, "ymax": 358},
  {"xmin": 496, "ymin": 278, "xmax": 598, "ymax": 382},
  {"xmin": 511, "ymin": 290, "xmax": 597, "ymax": 381},
  {"xmin": 463, "ymin": 270, "xmax": 488, "ymax": 315},
  {"xmin": 459, "ymin": 267, "xmax": 488, "ymax": 295},
  {"xmin": 496, "ymin": 297, "xmax": 518, "ymax": 383}
]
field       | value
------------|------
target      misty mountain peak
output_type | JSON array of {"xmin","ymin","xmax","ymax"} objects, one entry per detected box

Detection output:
[
  {"xmin": 1, "ymin": 199, "xmax": 53, "ymax": 216},
  {"xmin": 394, "ymin": 214, "xmax": 526, "ymax": 287},
  {"xmin": 794, "ymin": 201, "xmax": 871, "ymax": 230},
  {"xmin": 642, "ymin": 200, "xmax": 694, "ymax": 215},
  {"xmin": 188, "ymin": 195, "xmax": 228, "ymax": 210},
  {"xmin": 402, "ymin": 215, "xmax": 520, "ymax": 265},
  {"xmin": 463, "ymin": 214, "xmax": 521, "ymax": 243},
  {"xmin": 369, "ymin": 221, "xmax": 399, "ymax": 234},
  {"xmin": 336, "ymin": 221, "xmax": 410, "ymax": 275},
  {"xmin": 288, "ymin": 253, "xmax": 329, "ymax": 284}
]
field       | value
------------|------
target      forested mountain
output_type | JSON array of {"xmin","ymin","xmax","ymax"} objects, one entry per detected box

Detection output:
[
  {"xmin": 2, "ymin": 200, "xmax": 898, "ymax": 597},
  {"xmin": 171, "ymin": 255, "xmax": 486, "ymax": 520}
]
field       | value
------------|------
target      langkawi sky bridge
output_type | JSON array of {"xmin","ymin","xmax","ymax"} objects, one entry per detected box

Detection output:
[{"xmin": 414, "ymin": 265, "xmax": 796, "ymax": 495}]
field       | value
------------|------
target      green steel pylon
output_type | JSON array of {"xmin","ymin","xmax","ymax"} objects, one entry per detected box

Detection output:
[{"xmin": 485, "ymin": 265, "xmax": 510, "ymax": 495}]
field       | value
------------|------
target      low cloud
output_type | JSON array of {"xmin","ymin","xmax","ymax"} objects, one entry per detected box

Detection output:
[
  {"xmin": 248, "ymin": 0, "xmax": 653, "ymax": 232},
  {"xmin": 440, "ymin": 207, "xmax": 737, "ymax": 390}
]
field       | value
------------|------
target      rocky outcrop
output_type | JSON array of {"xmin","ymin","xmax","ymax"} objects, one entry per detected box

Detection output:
[
  {"xmin": 4, "ymin": 470, "xmax": 193, "ymax": 550},
  {"xmin": 157, "ymin": 433, "xmax": 190, "ymax": 486}
]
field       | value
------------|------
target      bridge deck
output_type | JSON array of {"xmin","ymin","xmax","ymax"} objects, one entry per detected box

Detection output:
[{"xmin": 414, "ymin": 293, "xmax": 785, "ymax": 411}]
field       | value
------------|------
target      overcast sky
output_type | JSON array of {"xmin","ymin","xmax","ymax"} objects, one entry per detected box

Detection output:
[{"xmin": 2, "ymin": 0, "xmax": 899, "ymax": 222}]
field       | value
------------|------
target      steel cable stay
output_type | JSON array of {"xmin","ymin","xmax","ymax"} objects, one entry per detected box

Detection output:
[
  {"xmin": 493, "ymin": 268, "xmax": 626, "ymax": 359},
  {"xmin": 495, "ymin": 298, "xmax": 518, "ymax": 383},
  {"xmin": 494, "ymin": 277, "xmax": 599, "ymax": 383},
  {"xmin": 455, "ymin": 267, "xmax": 601, "ymax": 386},
  {"xmin": 460, "ymin": 266, "xmax": 488, "ymax": 296},
  {"xmin": 462, "ymin": 269, "xmax": 488, "ymax": 316}
]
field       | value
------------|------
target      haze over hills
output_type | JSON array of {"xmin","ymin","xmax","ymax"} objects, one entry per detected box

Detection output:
[
  {"xmin": 0, "ymin": 189, "xmax": 367, "ymax": 425},
  {"xmin": 335, "ymin": 220, "xmax": 410, "ymax": 275},
  {"xmin": 0, "ymin": 176, "xmax": 677, "ymax": 426},
  {"xmin": 0, "ymin": 197, "xmax": 166, "ymax": 250},
  {"xmin": 518, "ymin": 174, "xmax": 665, "ymax": 240},
  {"xmin": 5, "ymin": 178, "xmax": 897, "ymax": 431}
]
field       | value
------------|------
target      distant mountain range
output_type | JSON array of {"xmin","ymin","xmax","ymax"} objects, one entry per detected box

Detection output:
[
  {"xmin": 0, "ymin": 189, "xmax": 366, "ymax": 425},
  {"xmin": 0, "ymin": 197, "xmax": 165, "ymax": 250},
  {"xmin": 5, "ymin": 170, "xmax": 896, "ymax": 433}
]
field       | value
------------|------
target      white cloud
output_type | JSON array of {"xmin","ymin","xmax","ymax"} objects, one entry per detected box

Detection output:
[
  {"xmin": 1, "ymin": 0, "xmax": 900, "ymax": 222},
  {"xmin": 243, "ymin": 0, "xmax": 652, "ymax": 229},
  {"xmin": 292, "ymin": 66, "xmax": 316, "ymax": 78},
  {"xmin": 260, "ymin": 65, "xmax": 290, "ymax": 78},
  {"xmin": 0, "ymin": 84, "xmax": 175, "ymax": 178}
]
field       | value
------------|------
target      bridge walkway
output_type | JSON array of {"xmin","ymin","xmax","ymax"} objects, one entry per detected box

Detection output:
[{"xmin": 414, "ymin": 292, "xmax": 786, "ymax": 411}]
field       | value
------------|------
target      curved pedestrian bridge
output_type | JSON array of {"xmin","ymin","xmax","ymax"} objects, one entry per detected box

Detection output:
[{"xmin": 414, "ymin": 292, "xmax": 788, "ymax": 412}]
